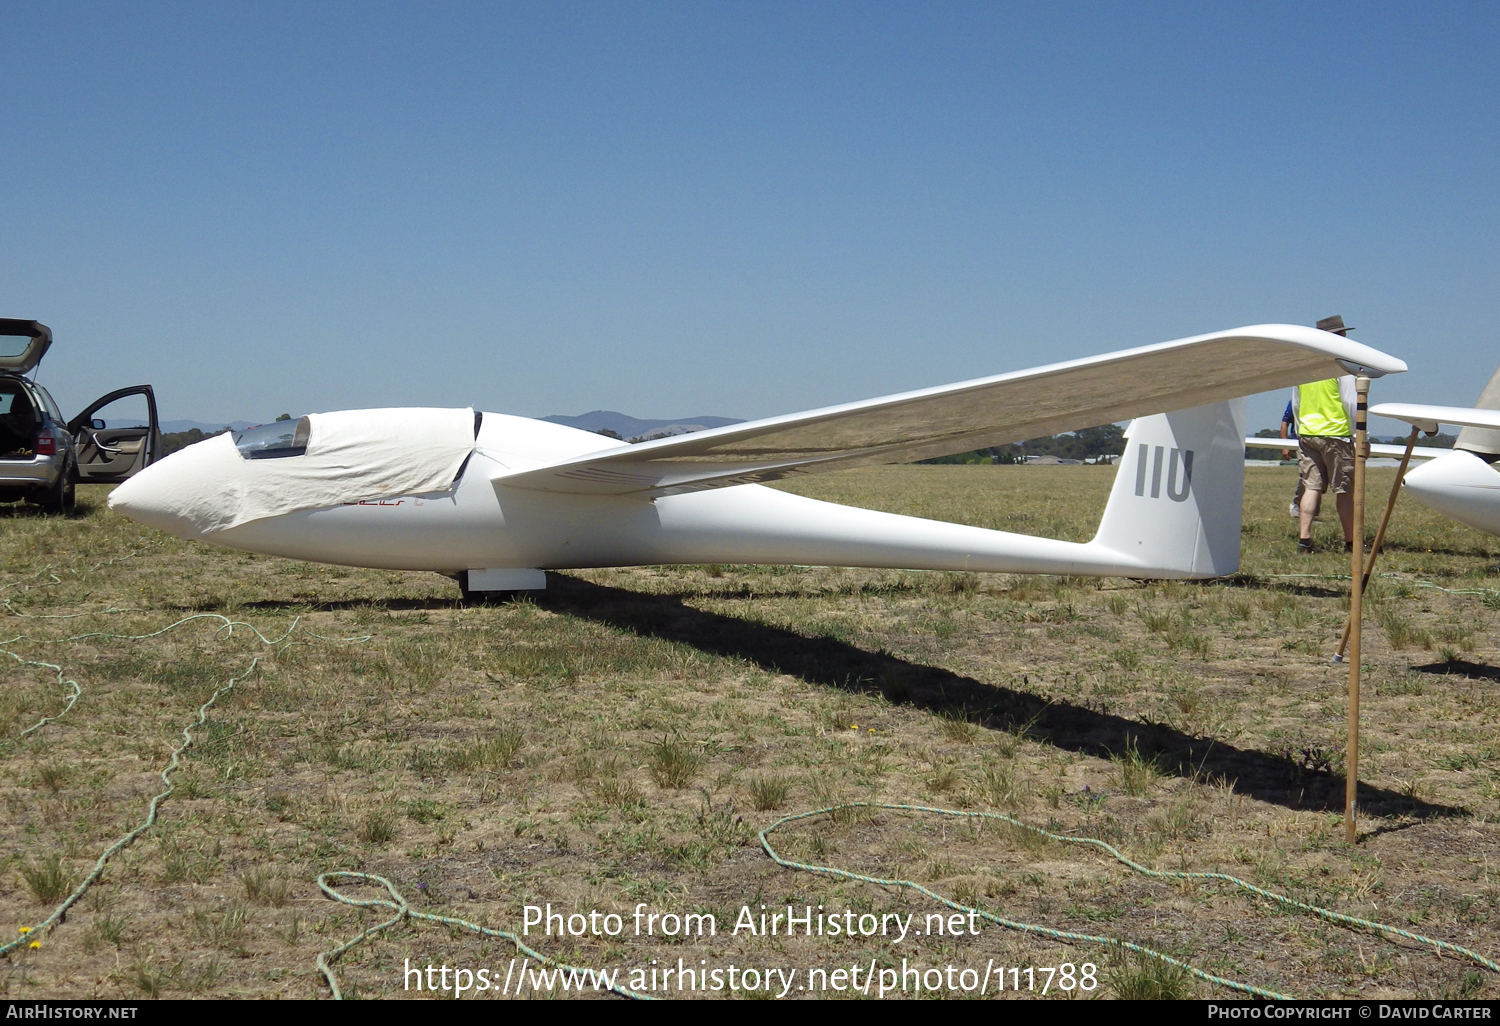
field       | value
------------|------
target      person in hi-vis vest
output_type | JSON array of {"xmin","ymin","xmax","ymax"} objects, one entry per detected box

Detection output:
[{"xmin": 1292, "ymin": 315, "xmax": 1359, "ymax": 554}]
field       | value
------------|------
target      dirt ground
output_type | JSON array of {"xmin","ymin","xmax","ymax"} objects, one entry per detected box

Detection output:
[{"xmin": 1, "ymin": 465, "xmax": 1498, "ymax": 1000}]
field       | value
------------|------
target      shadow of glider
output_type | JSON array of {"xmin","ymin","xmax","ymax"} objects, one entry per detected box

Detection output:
[{"xmin": 536, "ymin": 573, "xmax": 1461, "ymax": 821}]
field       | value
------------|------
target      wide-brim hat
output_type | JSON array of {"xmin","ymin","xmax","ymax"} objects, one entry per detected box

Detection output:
[{"xmin": 1316, "ymin": 314, "xmax": 1353, "ymax": 335}]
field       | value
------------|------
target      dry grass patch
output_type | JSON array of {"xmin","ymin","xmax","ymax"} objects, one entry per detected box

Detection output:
[{"xmin": 0, "ymin": 472, "xmax": 1495, "ymax": 998}]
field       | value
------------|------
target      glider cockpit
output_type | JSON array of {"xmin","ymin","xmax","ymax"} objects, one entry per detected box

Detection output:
[{"xmin": 233, "ymin": 418, "xmax": 311, "ymax": 460}]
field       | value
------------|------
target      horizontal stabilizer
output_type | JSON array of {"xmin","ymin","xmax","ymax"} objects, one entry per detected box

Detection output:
[{"xmin": 495, "ymin": 325, "xmax": 1406, "ymax": 497}]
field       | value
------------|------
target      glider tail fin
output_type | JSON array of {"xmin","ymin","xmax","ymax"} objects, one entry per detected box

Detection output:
[
  {"xmin": 1456, "ymin": 363, "xmax": 1500, "ymax": 458},
  {"xmin": 1089, "ymin": 399, "xmax": 1247, "ymax": 578}
]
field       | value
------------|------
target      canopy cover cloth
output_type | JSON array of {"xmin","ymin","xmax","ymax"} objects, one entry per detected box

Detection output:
[{"xmin": 120, "ymin": 407, "xmax": 476, "ymax": 537}]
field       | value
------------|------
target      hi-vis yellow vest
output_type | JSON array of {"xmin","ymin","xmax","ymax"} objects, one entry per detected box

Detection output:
[{"xmin": 1297, "ymin": 379, "xmax": 1351, "ymax": 437}]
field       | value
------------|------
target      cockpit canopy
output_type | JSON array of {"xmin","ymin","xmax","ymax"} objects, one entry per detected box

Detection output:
[{"xmin": 233, "ymin": 417, "xmax": 310, "ymax": 460}]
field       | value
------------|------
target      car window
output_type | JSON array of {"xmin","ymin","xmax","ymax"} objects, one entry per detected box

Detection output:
[
  {"xmin": 0, "ymin": 385, "xmax": 34, "ymax": 419},
  {"xmin": 0, "ymin": 384, "xmax": 38, "ymax": 456},
  {"xmin": 81, "ymin": 392, "xmax": 151, "ymax": 432},
  {"xmin": 33, "ymin": 385, "xmax": 63, "ymax": 423}
]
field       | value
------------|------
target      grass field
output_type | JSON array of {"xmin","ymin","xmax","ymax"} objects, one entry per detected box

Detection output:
[{"xmin": 2, "ymin": 465, "xmax": 1500, "ymax": 1000}]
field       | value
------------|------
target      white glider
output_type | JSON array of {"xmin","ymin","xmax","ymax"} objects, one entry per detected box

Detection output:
[
  {"xmin": 109, "ymin": 324, "xmax": 1404, "ymax": 595},
  {"xmin": 1372, "ymin": 401, "xmax": 1500, "ymax": 537}
]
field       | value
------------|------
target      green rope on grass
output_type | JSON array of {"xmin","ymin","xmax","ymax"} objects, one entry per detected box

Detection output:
[
  {"xmin": 1, "ymin": 610, "xmax": 370, "ymax": 649},
  {"xmin": 0, "ymin": 612, "xmax": 371, "ymax": 959},
  {"xmin": 0, "ymin": 552, "xmax": 138, "ymax": 599},
  {"xmin": 0, "ymin": 650, "xmax": 81, "ymax": 747},
  {"xmin": 5, "ymin": 579, "xmax": 1492, "ymax": 999},
  {"xmin": 1267, "ymin": 572, "xmax": 1499, "ymax": 596},
  {"xmin": 316, "ymin": 873, "xmax": 655, "ymax": 1001},
  {"xmin": 1, "ymin": 570, "xmax": 62, "ymax": 591},
  {"xmin": 0, "ymin": 658, "xmax": 261, "ymax": 958},
  {"xmin": 0, "ymin": 614, "xmax": 367, "ymax": 750},
  {"xmin": 759, "ymin": 803, "xmax": 1500, "ymax": 1001},
  {"xmin": 0, "ymin": 614, "xmax": 288, "ymax": 754},
  {"xmin": 3, "ymin": 602, "xmax": 141, "ymax": 619},
  {"xmin": 11, "ymin": 611, "xmax": 305, "ymax": 647}
]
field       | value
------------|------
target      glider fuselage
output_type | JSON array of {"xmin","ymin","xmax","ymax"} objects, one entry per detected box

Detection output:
[
  {"xmin": 110, "ymin": 325, "xmax": 1408, "ymax": 587},
  {"xmin": 1369, "ymin": 404, "xmax": 1500, "ymax": 540},
  {"xmin": 1399, "ymin": 450, "xmax": 1500, "ymax": 537},
  {"xmin": 208, "ymin": 413, "xmax": 1159, "ymax": 577},
  {"xmin": 114, "ymin": 405, "xmax": 1252, "ymax": 581}
]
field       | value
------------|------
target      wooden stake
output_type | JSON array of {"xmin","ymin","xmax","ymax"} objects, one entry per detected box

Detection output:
[
  {"xmin": 1346, "ymin": 376, "xmax": 1370, "ymax": 845},
  {"xmin": 1335, "ymin": 425, "xmax": 1420, "ymax": 662}
]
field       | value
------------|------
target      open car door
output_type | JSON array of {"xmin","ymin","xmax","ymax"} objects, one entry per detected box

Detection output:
[{"xmin": 67, "ymin": 386, "xmax": 160, "ymax": 484}]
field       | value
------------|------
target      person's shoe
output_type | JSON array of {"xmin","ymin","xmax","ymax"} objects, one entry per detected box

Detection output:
[
  {"xmin": 1297, "ymin": 539, "xmax": 1316, "ymax": 555},
  {"xmin": 1344, "ymin": 541, "xmax": 1372, "ymax": 554},
  {"xmin": 1289, "ymin": 501, "xmax": 1300, "ymax": 517}
]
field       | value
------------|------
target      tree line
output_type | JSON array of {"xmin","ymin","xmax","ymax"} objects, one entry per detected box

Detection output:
[
  {"xmin": 595, "ymin": 423, "xmax": 1127, "ymax": 464},
  {"xmin": 159, "ymin": 414, "xmax": 293, "ymax": 457},
  {"xmin": 918, "ymin": 424, "xmax": 1126, "ymax": 465}
]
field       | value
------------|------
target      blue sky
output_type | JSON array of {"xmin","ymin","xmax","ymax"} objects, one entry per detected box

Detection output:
[{"xmin": 3, "ymin": 2, "xmax": 1496, "ymax": 435}]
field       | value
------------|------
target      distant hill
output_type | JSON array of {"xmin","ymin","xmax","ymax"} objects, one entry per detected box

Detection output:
[
  {"xmin": 153, "ymin": 413, "xmax": 750, "ymax": 452},
  {"xmin": 160, "ymin": 419, "xmax": 257, "ymax": 434},
  {"xmin": 543, "ymin": 411, "xmax": 744, "ymax": 440}
]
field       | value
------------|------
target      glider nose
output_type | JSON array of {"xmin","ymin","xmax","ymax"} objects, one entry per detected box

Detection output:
[
  {"xmin": 107, "ymin": 457, "xmax": 198, "ymax": 537},
  {"xmin": 107, "ymin": 430, "xmax": 249, "ymax": 539}
]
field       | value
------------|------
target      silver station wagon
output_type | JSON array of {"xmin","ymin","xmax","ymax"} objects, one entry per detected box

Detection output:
[{"xmin": 0, "ymin": 319, "xmax": 160, "ymax": 514}]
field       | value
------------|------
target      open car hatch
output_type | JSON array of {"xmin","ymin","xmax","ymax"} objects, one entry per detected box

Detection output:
[{"xmin": 0, "ymin": 319, "xmax": 52, "ymax": 376}]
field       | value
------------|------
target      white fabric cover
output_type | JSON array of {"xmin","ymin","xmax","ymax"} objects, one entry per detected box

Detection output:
[{"xmin": 129, "ymin": 407, "xmax": 476, "ymax": 537}]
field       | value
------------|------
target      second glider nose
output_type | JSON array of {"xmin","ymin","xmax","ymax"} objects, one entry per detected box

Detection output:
[{"xmin": 1401, "ymin": 449, "xmax": 1500, "ymax": 537}]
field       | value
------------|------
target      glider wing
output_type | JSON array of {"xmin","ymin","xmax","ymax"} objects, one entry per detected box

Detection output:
[
  {"xmin": 1371, "ymin": 403, "xmax": 1500, "ymax": 435},
  {"xmin": 497, "ymin": 325, "xmax": 1406, "ymax": 497},
  {"xmin": 1243, "ymin": 436, "xmax": 1450, "ymax": 461}
]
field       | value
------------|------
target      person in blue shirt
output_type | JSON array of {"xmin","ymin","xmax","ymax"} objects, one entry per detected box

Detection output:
[{"xmin": 1280, "ymin": 400, "xmax": 1305, "ymax": 517}]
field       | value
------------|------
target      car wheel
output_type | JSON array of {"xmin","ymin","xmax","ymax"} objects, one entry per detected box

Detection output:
[
  {"xmin": 60, "ymin": 465, "xmax": 76, "ymax": 515},
  {"xmin": 39, "ymin": 463, "xmax": 75, "ymax": 516}
]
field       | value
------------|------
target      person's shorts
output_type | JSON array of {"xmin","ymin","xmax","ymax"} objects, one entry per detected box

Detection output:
[{"xmin": 1298, "ymin": 435, "xmax": 1355, "ymax": 494}]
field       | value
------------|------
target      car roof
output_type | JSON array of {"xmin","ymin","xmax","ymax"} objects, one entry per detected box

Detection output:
[{"xmin": 0, "ymin": 320, "xmax": 52, "ymax": 376}]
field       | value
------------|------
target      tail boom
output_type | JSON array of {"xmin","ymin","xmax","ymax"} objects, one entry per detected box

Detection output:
[
  {"xmin": 604, "ymin": 399, "xmax": 1246, "ymax": 579},
  {"xmin": 644, "ymin": 485, "xmax": 1209, "ymax": 578}
]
